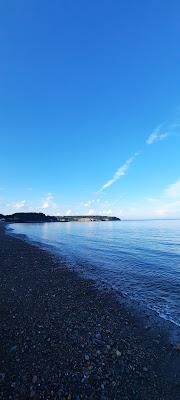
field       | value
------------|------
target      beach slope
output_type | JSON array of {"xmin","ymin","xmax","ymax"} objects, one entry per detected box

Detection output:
[{"xmin": 0, "ymin": 224, "xmax": 179, "ymax": 399}]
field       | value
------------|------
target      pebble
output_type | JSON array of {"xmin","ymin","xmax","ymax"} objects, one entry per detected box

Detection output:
[
  {"xmin": 32, "ymin": 375, "xmax": 37, "ymax": 384},
  {"xmin": 0, "ymin": 373, "xmax": 5, "ymax": 382},
  {"xmin": 10, "ymin": 345, "xmax": 17, "ymax": 352},
  {"xmin": 95, "ymin": 333, "xmax": 101, "ymax": 339},
  {"xmin": 30, "ymin": 387, "xmax": 36, "ymax": 398},
  {"xmin": 1, "ymin": 226, "xmax": 179, "ymax": 400},
  {"xmin": 101, "ymin": 384, "xmax": 105, "ymax": 389}
]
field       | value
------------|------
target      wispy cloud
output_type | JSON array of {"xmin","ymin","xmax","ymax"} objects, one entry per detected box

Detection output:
[
  {"xmin": 100, "ymin": 209, "xmax": 112, "ymax": 215},
  {"xmin": 84, "ymin": 200, "xmax": 94, "ymax": 207},
  {"xmin": 41, "ymin": 193, "xmax": 60, "ymax": 212},
  {"xmin": 164, "ymin": 179, "xmax": 180, "ymax": 199},
  {"xmin": 169, "ymin": 123, "xmax": 180, "ymax": 130},
  {"xmin": 14, "ymin": 200, "xmax": 27, "ymax": 210},
  {"xmin": 65, "ymin": 209, "xmax": 72, "ymax": 216},
  {"xmin": 139, "ymin": 179, "xmax": 180, "ymax": 219},
  {"xmin": 146, "ymin": 124, "xmax": 168, "ymax": 145},
  {"xmin": 87, "ymin": 208, "xmax": 113, "ymax": 216},
  {"xmin": 98, "ymin": 153, "xmax": 138, "ymax": 192},
  {"xmin": 42, "ymin": 193, "xmax": 54, "ymax": 209},
  {"xmin": 87, "ymin": 209, "xmax": 96, "ymax": 215}
]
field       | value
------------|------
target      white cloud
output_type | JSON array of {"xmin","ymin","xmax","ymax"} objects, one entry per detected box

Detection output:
[
  {"xmin": 84, "ymin": 200, "xmax": 94, "ymax": 207},
  {"xmin": 165, "ymin": 179, "xmax": 180, "ymax": 199},
  {"xmin": 14, "ymin": 200, "xmax": 26, "ymax": 210},
  {"xmin": 131, "ymin": 179, "xmax": 180, "ymax": 219},
  {"xmin": 42, "ymin": 202, "xmax": 49, "ymax": 209},
  {"xmin": 99, "ymin": 209, "xmax": 112, "ymax": 215},
  {"xmin": 146, "ymin": 197, "xmax": 161, "ymax": 203},
  {"xmin": 99, "ymin": 153, "xmax": 138, "ymax": 192},
  {"xmin": 115, "ymin": 204, "xmax": 174, "ymax": 220},
  {"xmin": 146, "ymin": 125, "xmax": 168, "ymax": 145},
  {"xmin": 87, "ymin": 209, "xmax": 113, "ymax": 216},
  {"xmin": 42, "ymin": 193, "xmax": 53, "ymax": 209},
  {"xmin": 41, "ymin": 193, "xmax": 58, "ymax": 210},
  {"xmin": 65, "ymin": 209, "xmax": 72, "ymax": 216},
  {"xmin": 169, "ymin": 123, "xmax": 180, "ymax": 129},
  {"xmin": 88, "ymin": 209, "xmax": 96, "ymax": 215},
  {"xmin": 154, "ymin": 208, "xmax": 169, "ymax": 217}
]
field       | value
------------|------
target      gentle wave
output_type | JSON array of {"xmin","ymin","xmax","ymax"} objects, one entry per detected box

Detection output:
[{"xmin": 10, "ymin": 220, "xmax": 180, "ymax": 326}]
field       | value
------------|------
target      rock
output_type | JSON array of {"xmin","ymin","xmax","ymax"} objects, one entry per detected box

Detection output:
[
  {"xmin": 116, "ymin": 350, "xmax": 122, "ymax": 357},
  {"xmin": 32, "ymin": 375, "xmax": 37, "ymax": 384},
  {"xmin": 95, "ymin": 333, "xmax": 101, "ymax": 339},
  {"xmin": 0, "ymin": 373, "xmax": 5, "ymax": 382},
  {"xmin": 143, "ymin": 367, "xmax": 148, "ymax": 372},
  {"xmin": 145, "ymin": 326, "xmax": 151, "ymax": 331},
  {"xmin": 30, "ymin": 387, "xmax": 36, "ymax": 398},
  {"xmin": 101, "ymin": 384, "xmax": 105, "ymax": 389},
  {"xmin": 153, "ymin": 339, "xmax": 160, "ymax": 344},
  {"xmin": 85, "ymin": 354, "xmax": 90, "ymax": 361},
  {"xmin": 10, "ymin": 345, "xmax": 17, "ymax": 352}
]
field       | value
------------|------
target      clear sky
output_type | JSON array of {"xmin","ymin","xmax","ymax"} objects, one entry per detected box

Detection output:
[{"xmin": 0, "ymin": 0, "xmax": 180, "ymax": 219}]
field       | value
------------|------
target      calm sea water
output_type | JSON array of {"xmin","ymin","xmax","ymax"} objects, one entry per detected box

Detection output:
[{"xmin": 10, "ymin": 220, "xmax": 180, "ymax": 326}]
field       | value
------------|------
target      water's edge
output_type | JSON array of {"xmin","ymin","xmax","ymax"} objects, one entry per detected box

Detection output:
[{"xmin": 5, "ymin": 223, "xmax": 180, "ymax": 344}]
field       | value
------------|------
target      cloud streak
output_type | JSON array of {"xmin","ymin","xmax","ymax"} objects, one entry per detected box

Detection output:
[
  {"xmin": 42, "ymin": 193, "xmax": 54, "ymax": 209},
  {"xmin": 41, "ymin": 193, "xmax": 60, "ymax": 212},
  {"xmin": 164, "ymin": 179, "xmax": 180, "ymax": 199},
  {"xmin": 14, "ymin": 200, "xmax": 27, "ymax": 209},
  {"xmin": 98, "ymin": 153, "xmax": 138, "ymax": 192},
  {"xmin": 65, "ymin": 209, "xmax": 72, "ymax": 216},
  {"xmin": 84, "ymin": 200, "xmax": 94, "ymax": 207},
  {"xmin": 146, "ymin": 125, "xmax": 168, "ymax": 145}
]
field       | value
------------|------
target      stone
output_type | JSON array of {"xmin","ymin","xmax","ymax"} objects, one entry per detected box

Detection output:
[
  {"xmin": 0, "ymin": 373, "xmax": 5, "ymax": 382},
  {"xmin": 95, "ymin": 333, "xmax": 101, "ymax": 339},
  {"xmin": 32, "ymin": 375, "xmax": 37, "ymax": 384},
  {"xmin": 10, "ymin": 345, "xmax": 17, "ymax": 352}
]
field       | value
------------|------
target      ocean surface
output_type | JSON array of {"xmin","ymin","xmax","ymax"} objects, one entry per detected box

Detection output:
[{"xmin": 9, "ymin": 220, "xmax": 180, "ymax": 327}]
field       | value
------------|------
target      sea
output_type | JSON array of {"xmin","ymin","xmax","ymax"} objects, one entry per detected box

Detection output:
[{"xmin": 9, "ymin": 219, "xmax": 180, "ymax": 328}]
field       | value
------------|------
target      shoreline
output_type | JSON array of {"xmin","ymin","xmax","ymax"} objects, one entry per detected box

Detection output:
[
  {"xmin": 0, "ymin": 223, "xmax": 180, "ymax": 399},
  {"xmin": 6, "ymin": 223, "xmax": 180, "ymax": 338}
]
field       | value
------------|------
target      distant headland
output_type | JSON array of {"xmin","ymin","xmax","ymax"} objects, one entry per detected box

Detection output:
[{"xmin": 0, "ymin": 212, "xmax": 121, "ymax": 223}]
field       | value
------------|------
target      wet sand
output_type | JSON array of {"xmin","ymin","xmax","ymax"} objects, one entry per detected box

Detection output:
[{"xmin": 0, "ymin": 223, "xmax": 180, "ymax": 399}]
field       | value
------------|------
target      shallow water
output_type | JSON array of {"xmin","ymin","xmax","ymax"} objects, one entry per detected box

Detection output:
[{"xmin": 10, "ymin": 220, "xmax": 180, "ymax": 326}]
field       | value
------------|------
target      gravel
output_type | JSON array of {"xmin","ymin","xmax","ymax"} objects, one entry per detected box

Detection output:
[{"xmin": 0, "ymin": 223, "xmax": 180, "ymax": 399}]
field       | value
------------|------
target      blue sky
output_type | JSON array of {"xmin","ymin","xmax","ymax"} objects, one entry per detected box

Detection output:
[{"xmin": 0, "ymin": 0, "xmax": 180, "ymax": 219}]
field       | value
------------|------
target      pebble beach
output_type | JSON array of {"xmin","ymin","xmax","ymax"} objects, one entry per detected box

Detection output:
[{"xmin": 0, "ymin": 223, "xmax": 180, "ymax": 399}]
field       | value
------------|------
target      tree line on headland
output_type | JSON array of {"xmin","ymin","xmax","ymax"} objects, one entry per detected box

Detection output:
[{"xmin": 0, "ymin": 212, "xmax": 120, "ymax": 223}]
